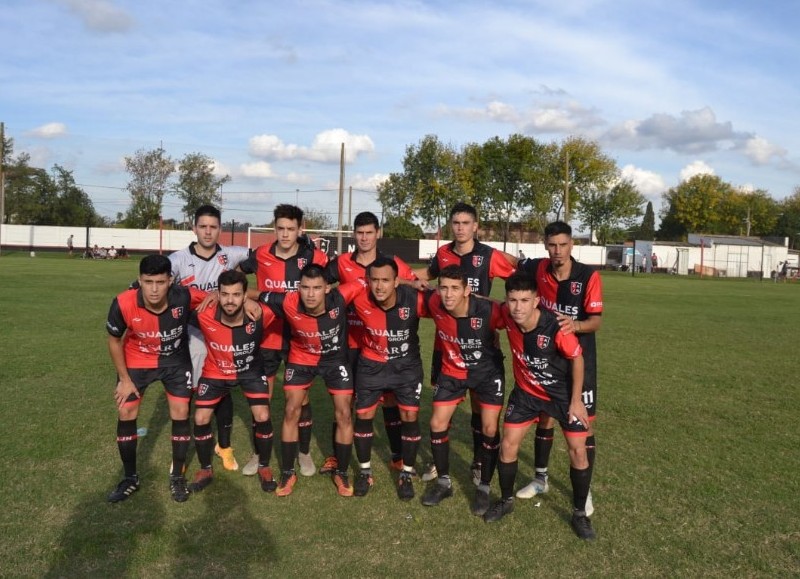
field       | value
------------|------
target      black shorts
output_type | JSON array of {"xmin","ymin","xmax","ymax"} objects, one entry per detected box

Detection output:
[
  {"xmin": 503, "ymin": 386, "xmax": 589, "ymax": 437},
  {"xmin": 582, "ymin": 373, "xmax": 597, "ymax": 419},
  {"xmin": 261, "ymin": 347, "xmax": 287, "ymax": 378},
  {"xmin": 126, "ymin": 365, "xmax": 193, "ymax": 404},
  {"xmin": 195, "ymin": 375, "xmax": 271, "ymax": 408},
  {"xmin": 355, "ymin": 357, "xmax": 423, "ymax": 413},
  {"xmin": 429, "ymin": 348, "xmax": 442, "ymax": 386},
  {"xmin": 433, "ymin": 370, "xmax": 505, "ymax": 410},
  {"xmin": 283, "ymin": 361, "xmax": 352, "ymax": 395}
]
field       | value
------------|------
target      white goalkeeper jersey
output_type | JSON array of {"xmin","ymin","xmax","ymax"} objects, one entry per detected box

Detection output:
[{"xmin": 169, "ymin": 243, "xmax": 250, "ymax": 292}]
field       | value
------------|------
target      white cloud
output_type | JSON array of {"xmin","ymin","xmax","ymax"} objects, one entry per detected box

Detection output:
[
  {"xmin": 620, "ymin": 164, "xmax": 666, "ymax": 198},
  {"xmin": 29, "ymin": 122, "xmax": 68, "ymax": 138},
  {"xmin": 436, "ymin": 99, "xmax": 604, "ymax": 134},
  {"xmin": 349, "ymin": 173, "xmax": 390, "ymax": 191},
  {"xmin": 284, "ymin": 173, "xmax": 313, "ymax": 185},
  {"xmin": 248, "ymin": 129, "xmax": 375, "ymax": 164},
  {"xmin": 239, "ymin": 161, "xmax": 275, "ymax": 179},
  {"xmin": 54, "ymin": 0, "xmax": 133, "ymax": 32},
  {"xmin": 679, "ymin": 160, "xmax": 715, "ymax": 182},
  {"xmin": 211, "ymin": 160, "xmax": 232, "ymax": 178},
  {"xmin": 740, "ymin": 136, "xmax": 787, "ymax": 166}
]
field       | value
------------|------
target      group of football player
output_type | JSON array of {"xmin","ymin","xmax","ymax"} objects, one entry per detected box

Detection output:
[{"xmin": 105, "ymin": 201, "xmax": 603, "ymax": 540}]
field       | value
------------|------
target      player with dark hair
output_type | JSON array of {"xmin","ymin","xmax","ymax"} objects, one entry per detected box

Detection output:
[
  {"xmin": 188, "ymin": 270, "xmax": 277, "ymax": 494},
  {"xmin": 419, "ymin": 265, "xmax": 506, "ymax": 516},
  {"xmin": 259, "ymin": 263, "xmax": 366, "ymax": 497},
  {"xmin": 240, "ymin": 204, "xmax": 328, "ymax": 477},
  {"xmin": 169, "ymin": 204, "xmax": 251, "ymax": 472},
  {"xmin": 105, "ymin": 254, "xmax": 206, "ymax": 503},
  {"xmin": 319, "ymin": 211, "xmax": 419, "ymax": 476},
  {"xmin": 414, "ymin": 202, "xmax": 516, "ymax": 485},
  {"xmin": 348, "ymin": 256, "xmax": 426, "ymax": 499},
  {"xmin": 515, "ymin": 220, "xmax": 603, "ymax": 517},
  {"xmin": 484, "ymin": 272, "xmax": 595, "ymax": 540}
]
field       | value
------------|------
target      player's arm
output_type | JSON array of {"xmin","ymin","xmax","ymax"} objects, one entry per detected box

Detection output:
[
  {"xmin": 107, "ymin": 335, "xmax": 139, "ymax": 409},
  {"xmin": 258, "ymin": 291, "xmax": 287, "ymax": 317},
  {"xmin": 557, "ymin": 331, "xmax": 587, "ymax": 425},
  {"xmin": 339, "ymin": 279, "xmax": 368, "ymax": 304},
  {"xmin": 499, "ymin": 250, "xmax": 519, "ymax": 268},
  {"xmin": 557, "ymin": 313, "xmax": 602, "ymax": 335}
]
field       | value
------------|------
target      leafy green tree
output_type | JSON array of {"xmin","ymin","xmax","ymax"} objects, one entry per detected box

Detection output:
[
  {"xmin": 638, "ymin": 201, "xmax": 656, "ymax": 240},
  {"xmin": 124, "ymin": 147, "xmax": 175, "ymax": 229},
  {"xmin": 382, "ymin": 215, "xmax": 423, "ymax": 239},
  {"xmin": 556, "ymin": 136, "xmax": 617, "ymax": 221},
  {"xmin": 575, "ymin": 179, "xmax": 644, "ymax": 245},
  {"xmin": 774, "ymin": 188, "xmax": 800, "ymax": 249},
  {"xmin": 658, "ymin": 174, "xmax": 736, "ymax": 240},
  {"xmin": 52, "ymin": 165, "xmax": 102, "ymax": 226},
  {"xmin": 300, "ymin": 207, "xmax": 334, "ymax": 230},
  {"xmin": 175, "ymin": 152, "xmax": 230, "ymax": 223}
]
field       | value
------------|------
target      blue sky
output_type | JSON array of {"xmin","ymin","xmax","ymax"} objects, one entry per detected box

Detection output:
[{"xmin": 3, "ymin": 0, "xmax": 799, "ymax": 228}]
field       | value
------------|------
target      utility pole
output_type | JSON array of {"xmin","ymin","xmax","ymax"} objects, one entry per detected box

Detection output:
[
  {"xmin": 563, "ymin": 149, "xmax": 570, "ymax": 223},
  {"xmin": 337, "ymin": 143, "xmax": 345, "ymax": 254},
  {"xmin": 348, "ymin": 186, "xmax": 352, "ymax": 230},
  {"xmin": 0, "ymin": 122, "xmax": 5, "ymax": 257}
]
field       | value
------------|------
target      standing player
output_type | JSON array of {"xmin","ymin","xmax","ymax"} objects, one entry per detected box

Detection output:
[
  {"xmin": 105, "ymin": 254, "xmax": 205, "ymax": 503},
  {"xmin": 188, "ymin": 271, "xmax": 277, "ymax": 494},
  {"xmin": 320, "ymin": 211, "xmax": 418, "ymax": 475},
  {"xmin": 420, "ymin": 266, "xmax": 506, "ymax": 517},
  {"xmin": 349, "ymin": 256, "xmax": 426, "ymax": 499},
  {"xmin": 240, "ymin": 204, "xmax": 328, "ymax": 477},
  {"xmin": 414, "ymin": 202, "xmax": 516, "ymax": 484},
  {"xmin": 515, "ymin": 220, "xmax": 602, "ymax": 516},
  {"xmin": 169, "ymin": 204, "xmax": 250, "ymax": 472},
  {"xmin": 258, "ymin": 264, "xmax": 366, "ymax": 497},
  {"xmin": 484, "ymin": 272, "xmax": 595, "ymax": 541}
]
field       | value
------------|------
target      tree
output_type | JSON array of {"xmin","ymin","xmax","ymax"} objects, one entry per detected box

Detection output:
[
  {"xmin": 382, "ymin": 215, "xmax": 423, "ymax": 239},
  {"xmin": 658, "ymin": 174, "xmax": 736, "ymax": 240},
  {"xmin": 575, "ymin": 179, "xmax": 645, "ymax": 245},
  {"xmin": 300, "ymin": 207, "xmax": 334, "ymax": 230},
  {"xmin": 174, "ymin": 152, "xmax": 230, "ymax": 223},
  {"xmin": 52, "ymin": 165, "xmax": 102, "ymax": 226},
  {"xmin": 556, "ymin": 136, "xmax": 618, "ymax": 222},
  {"xmin": 124, "ymin": 147, "xmax": 175, "ymax": 229},
  {"xmin": 638, "ymin": 201, "xmax": 656, "ymax": 240},
  {"xmin": 774, "ymin": 188, "xmax": 800, "ymax": 249}
]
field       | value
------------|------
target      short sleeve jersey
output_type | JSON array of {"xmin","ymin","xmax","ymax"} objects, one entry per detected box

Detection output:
[
  {"xmin": 326, "ymin": 251, "xmax": 417, "ymax": 348},
  {"xmin": 169, "ymin": 243, "xmax": 249, "ymax": 292},
  {"xmin": 195, "ymin": 303, "xmax": 267, "ymax": 379},
  {"xmin": 424, "ymin": 292, "xmax": 505, "ymax": 380},
  {"xmin": 261, "ymin": 280, "xmax": 365, "ymax": 366},
  {"xmin": 240, "ymin": 239, "xmax": 329, "ymax": 350},
  {"xmin": 350, "ymin": 284, "xmax": 427, "ymax": 365},
  {"xmin": 517, "ymin": 256, "xmax": 602, "ymax": 387},
  {"xmin": 106, "ymin": 285, "xmax": 206, "ymax": 369},
  {"xmin": 428, "ymin": 240, "xmax": 515, "ymax": 296},
  {"xmin": 502, "ymin": 305, "xmax": 582, "ymax": 404}
]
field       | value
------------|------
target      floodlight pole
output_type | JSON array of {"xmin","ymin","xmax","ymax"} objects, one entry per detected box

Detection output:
[
  {"xmin": 337, "ymin": 143, "xmax": 345, "ymax": 254},
  {"xmin": 0, "ymin": 122, "xmax": 5, "ymax": 257}
]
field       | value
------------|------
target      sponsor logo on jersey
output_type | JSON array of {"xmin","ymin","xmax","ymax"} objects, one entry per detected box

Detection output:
[
  {"xmin": 297, "ymin": 258, "xmax": 307, "ymax": 269},
  {"xmin": 398, "ymin": 307, "xmax": 410, "ymax": 320},
  {"xmin": 245, "ymin": 322, "xmax": 256, "ymax": 335},
  {"xmin": 537, "ymin": 334, "xmax": 550, "ymax": 349},
  {"xmin": 470, "ymin": 317, "xmax": 483, "ymax": 330},
  {"xmin": 570, "ymin": 281, "xmax": 583, "ymax": 295},
  {"xmin": 329, "ymin": 307, "xmax": 340, "ymax": 319},
  {"xmin": 171, "ymin": 306, "xmax": 184, "ymax": 319},
  {"xmin": 217, "ymin": 254, "xmax": 229, "ymax": 266},
  {"xmin": 472, "ymin": 255, "xmax": 484, "ymax": 267}
]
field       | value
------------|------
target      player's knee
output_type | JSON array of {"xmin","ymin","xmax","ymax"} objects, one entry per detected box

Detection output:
[
  {"xmin": 567, "ymin": 445, "xmax": 589, "ymax": 469},
  {"xmin": 500, "ymin": 440, "xmax": 519, "ymax": 462},
  {"xmin": 251, "ymin": 405, "xmax": 269, "ymax": 423}
]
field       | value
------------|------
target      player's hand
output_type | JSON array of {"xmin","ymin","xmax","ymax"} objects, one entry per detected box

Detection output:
[
  {"xmin": 568, "ymin": 400, "xmax": 589, "ymax": 428},
  {"xmin": 115, "ymin": 379, "xmax": 140, "ymax": 409},
  {"xmin": 411, "ymin": 279, "xmax": 430, "ymax": 291},
  {"xmin": 244, "ymin": 298, "xmax": 263, "ymax": 321},
  {"xmin": 197, "ymin": 291, "xmax": 220, "ymax": 312},
  {"xmin": 556, "ymin": 313, "xmax": 577, "ymax": 334}
]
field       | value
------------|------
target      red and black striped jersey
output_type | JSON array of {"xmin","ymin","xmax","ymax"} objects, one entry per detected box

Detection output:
[
  {"xmin": 261, "ymin": 280, "xmax": 365, "ymax": 366},
  {"xmin": 517, "ymin": 256, "xmax": 602, "ymax": 384},
  {"xmin": 195, "ymin": 303, "xmax": 266, "ymax": 379},
  {"xmin": 240, "ymin": 239, "xmax": 328, "ymax": 350},
  {"xmin": 428, "ymin": 240, "xmax": 515, "ymax": 296},
  {"xmin": 325, "ymin": 251, "xmax": 417, "ymax": 348},
  {"xmin": 424, "ymin": 291, "xmax": 505, "ymax": 380},
  {"xmin": 502, "ymin": 305, "xmax": 582, "ymax": 403},
  {"xmin": 351, "ymin": 284, "xmax": 427, "ymax": 364},
  {"xmin": 106, "ymin": 285, "xmax": 205, "ymax": 369}
]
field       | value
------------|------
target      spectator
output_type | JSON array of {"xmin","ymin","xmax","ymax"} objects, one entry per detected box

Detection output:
[
  {"xmin": 67, "ymin": 235, "xmax": 74, "ymax": 257},
  {"xmin": 651, "ymin": 253, "xmax": 658, "ymax": 270},
  {"xmin": 108, "ymin": 246, "xmax": 118, "ymax": 259}
]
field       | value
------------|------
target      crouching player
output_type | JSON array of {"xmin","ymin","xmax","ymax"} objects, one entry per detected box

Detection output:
[
  {"xmin": 484, "ymin": 272, "xmax": 595, "ymax": 541},
  {"xmin": 349, "ymin": 256, "xmax": 425, "ymax": 500},
  {"xmin": 188, "ymin": 271, "xmax": 276, "ymax": 494},
  {"xmin": 106, "ymin": 254, "xmax": 206, "ymax": 503}
]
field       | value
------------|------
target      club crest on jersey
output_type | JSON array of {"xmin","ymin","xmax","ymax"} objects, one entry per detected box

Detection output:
[
  {"xmin": 171, "ymin": 306, "xmax": 184, "ymax": 319},
  {"xmin": 472, "ymin": 255, "xmax": 484, "ymax": 267},
  {"xmin": 245, "ymin": 322, "xmax": 256, "ymax": 335},
  {"xmin": 284, "ymin": 368, "xmax": 294, "ymax": 381},
  {"xmin": 537, "ymin": 334, "xmax": 550, "ymax": 349},
  {"xmin": 398, "ymin": 307, "xmax": 410, "ymax": 320},
  {"xmin": 470, "ymin": 317, "xmax": 483, "ymax": 330},
  {"xmin": 217, "ymin": 254, "xmax": 229, "ymax": 266},
  {"xmin": 329, "ymin": 307, "xmax": 340, "ymax": 319},
  {"xmin": 570, "ymin": 281, "xmax": 583, "ymax": 295},
  {"xmin": 296, "ymin": 258, "xmax": 307, "ymax": 269},
  {"xmin": 198, "ymin": 383, "xmax": 209, "ymax": 397}
]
